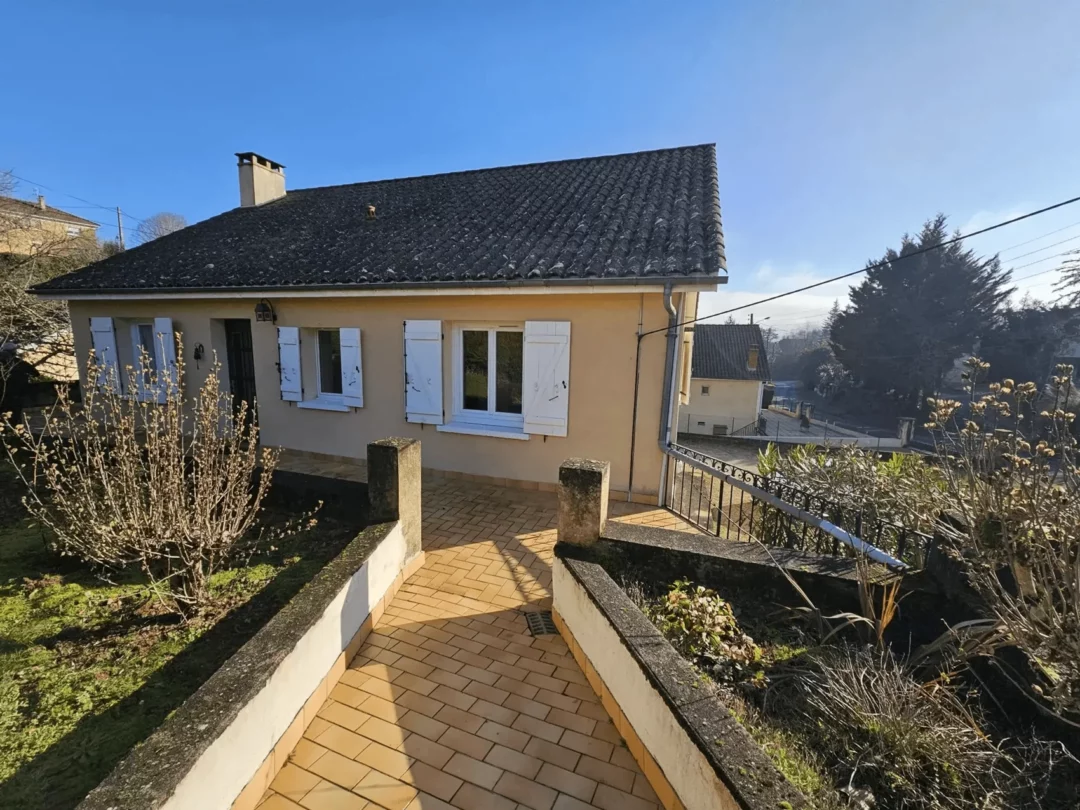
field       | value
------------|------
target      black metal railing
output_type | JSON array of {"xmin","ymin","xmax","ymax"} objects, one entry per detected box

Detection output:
[{"xmin": 664, "ymin": 444, "xmax": 932, "ymax": 568}]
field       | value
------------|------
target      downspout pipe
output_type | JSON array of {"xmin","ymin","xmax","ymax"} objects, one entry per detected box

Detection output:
[
  {"xmin": 656, "ymin": 284, "xmax": 679, "ymax": 505},
  {"xmin": 626, "ymin": 283, "xmax": 679, "ymax": 504}
]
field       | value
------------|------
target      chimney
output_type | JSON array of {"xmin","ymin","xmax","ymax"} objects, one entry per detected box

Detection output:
[
  {"xmin": 235, "ymin": 152, "xmax": 285, "ymax": 207},
  {"xmin": 37, "ymin": 194, "xmax": 46, "ymax": 210},
  {"xmin": 748, "ymin": 344, "xmax": 759, "ymax": 371}
]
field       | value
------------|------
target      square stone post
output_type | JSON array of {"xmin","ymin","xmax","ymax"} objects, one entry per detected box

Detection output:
[
  {"xmin": 558, "ymin": 458, "xmax": 610, "ymax": 547},
  {"xmin": 367, "ymin": 438, "xmax": 422, "ymax": 558}
]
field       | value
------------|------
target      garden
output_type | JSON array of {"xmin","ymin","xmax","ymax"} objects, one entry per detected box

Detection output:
[
  {"xmin": 0, "ymin": 348, "xmax": 367, "ymax": 808},
  {"xmin": 570, "ymin": 358, "xmax": 1080, "ymax": 809}
]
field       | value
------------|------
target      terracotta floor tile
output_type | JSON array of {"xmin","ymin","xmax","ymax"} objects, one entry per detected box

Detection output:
[
  {"xmin": 443, "ymin": 753, "xmax": 504, "ymax": 790},
  {"xmin": 258, "ymin": 795, "xmax": 305, "ymax": 810},
  {"xmin": 355, "ymin": 740, "xmax": 414, "ymax": 779},
  {"xmin": 298, "ymin": 780, "xmax": 368, "ymax": 810},
  {"xmin": 353, "ymin": 769, "xmax": 419, "ymax": 810},
  {"xmin": 314, "ymin": 725, "xmax": 370, "ymax": 760},
  {"xmin": 437, "ymin": 727, "xmax": 494, "ymax": 760},
  {"xmin": 398, "ymin": 733, "xmax": 455, "ymax": 769},
  {"xmin": 260, "ymin": 477, "xmax": 693, "ymax": 810},
  {"xmin": 399, "ymin": 760, "xmax": 463, "ymax": 802},
  {"xmin": 307, "ymin": 750, "xmax": 371, "ymax": 790},
  {"xmin": 270, "ymin": 764, "xmax": 321, "ymax": 803},
  {"xmin": 450, "ymin": 782, "xmax": 517, "ymax": 810}
]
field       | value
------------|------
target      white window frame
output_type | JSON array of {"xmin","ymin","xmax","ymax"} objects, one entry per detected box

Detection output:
[
  {"xmin": 129, "ymin": 321, "xmax": 159, "ymax": 399},
  {"xmin": 450, "ymin": 323, "xmax": 525, "ymax": 432},
  {"xmin": 315, "ymin": 328, "xmax": 344, "ymax": 401},
  {"xmin": 297, "ymin": 327, "xmax": 350, "ymax": 412}
]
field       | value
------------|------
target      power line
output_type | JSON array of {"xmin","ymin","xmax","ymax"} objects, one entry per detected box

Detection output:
[
  {"xmin": 996, "ymin": 219, "xmax": 1080, "ymax": 255},
  {"xmin": 679, "ymin": 194, "xmax": 1080, "ymax": 339},
  {"xmin": 3, "ymin": 172, "xmax": 149, "ymax": 226}
]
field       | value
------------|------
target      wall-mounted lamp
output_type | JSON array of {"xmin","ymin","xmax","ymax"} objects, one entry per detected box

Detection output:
[
  {"xmin": 193, "ymin": 343, "xmax": 205, "ymax": 370},
  {"xmin": 255, "ymin": 299, "xmax": 276, "ymax": 323}
]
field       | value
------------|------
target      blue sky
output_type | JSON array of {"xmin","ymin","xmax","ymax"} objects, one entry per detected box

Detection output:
[{"xmin": 4, "ymin": 1, "xmax": 1079, "ymax": 331}]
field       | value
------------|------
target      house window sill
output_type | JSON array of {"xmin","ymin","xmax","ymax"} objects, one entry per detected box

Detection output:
[
  {"xmin": 296, "ymin": 397, "xmax": 351, "ymax": 413},
  {"xmin": 436, "ymin": 422, "xmax": 530, "ymax": 441}
]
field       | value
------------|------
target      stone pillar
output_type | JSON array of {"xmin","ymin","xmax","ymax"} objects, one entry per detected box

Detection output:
[
  {"xmin": 802, "ymin": 403, "xmax": 814, "ymax": 421},
  {"xmin": 367, "ymin": 438, "xmax": 422, "ymax": 558},
  {"xmin": 558, "ymin": 458, "xmax": 610, "ymax": 547},
  {"xmin": 794, "ymin": 400, "xmax": 804, "ymax": 418}
]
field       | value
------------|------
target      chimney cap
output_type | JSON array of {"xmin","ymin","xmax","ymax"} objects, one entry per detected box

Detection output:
[{"xmin": 235, "ymin": 152, "xmax": 285, "ymax": 171}]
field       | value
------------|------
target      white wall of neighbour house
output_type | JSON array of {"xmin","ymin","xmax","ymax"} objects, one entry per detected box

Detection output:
[
  {"xmin": 69, "ymin": 290, "xmax": 697, "ymax": 497},
  {"xmin": 678, "ymin": 378, "xmax": 763, "ymax": 435}
]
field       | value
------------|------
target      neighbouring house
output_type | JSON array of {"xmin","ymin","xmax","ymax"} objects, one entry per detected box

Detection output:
[
  {"xmin": 33, "ymin": 146, "xmax": 726, "ymax": 501},
  {"xmin": 0, "ymin": 194, "xmax": 99, "ymax": 255},
  {"xmin": 678, "ymin": 322, "xmax": 770, "ymax": 436}
]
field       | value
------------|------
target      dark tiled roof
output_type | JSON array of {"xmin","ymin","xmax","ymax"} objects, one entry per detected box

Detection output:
[
  {"xmin": 36, "ymin": 145, "xmax": 725, "ymax": 293},
  {"xmin": 691, "ymin": 323, "xmax": 771, "ymax": 381},
  {"xmin": 0, "ymin": 196, "xmax": 98, "ymax": 228}
]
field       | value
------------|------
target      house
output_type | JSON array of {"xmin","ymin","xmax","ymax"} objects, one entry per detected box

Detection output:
[
  {"xmin": 678, "ymin": 322, "xmax": 770, "ymax": 436},
  {"xmin": 0, "ymin": 195, "xmax": 98, "ymax": 255},
  {"xmin": 33, "ymin": 146, "xmax": 726, "ymax": 501}
]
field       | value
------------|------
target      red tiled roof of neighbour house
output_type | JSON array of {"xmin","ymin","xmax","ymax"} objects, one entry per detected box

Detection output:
[{"xmin": 35, "ymin": 144, "xmax": 725, "ymax": 293}]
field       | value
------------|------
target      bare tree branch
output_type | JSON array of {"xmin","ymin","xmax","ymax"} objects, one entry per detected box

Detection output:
[{"xmin": 135, "ymin": 212, "xmax": 187, "ymax": 244}]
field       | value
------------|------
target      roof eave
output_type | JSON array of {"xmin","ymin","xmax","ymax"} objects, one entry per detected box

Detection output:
[{"xmin": 32, "ymin": 272, "xmax": 727, "ymax": 299}]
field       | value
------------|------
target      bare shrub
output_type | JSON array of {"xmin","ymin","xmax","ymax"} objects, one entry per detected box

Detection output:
[
  {"xmin": 2, "ymin": 337, "xmax": 286, "ymax": 618},
  {"xmin": 929, "ymin": 359, "xmax": 1080, "ymax": 722}
]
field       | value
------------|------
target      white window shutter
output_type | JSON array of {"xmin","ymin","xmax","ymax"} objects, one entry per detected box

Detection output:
[
  {"xmin": 89, "ymin": 317, "xmax": 120, "ymax": 393},
  {"xmin": 340, "ymin": 327, "xmax": 364, "ymax": 408},
  {"xmin": 523, "ymin": 321, "xmax": 571, "ymax": 437},
  {"xmin": 277, "ymin": 326, "xmax": 302, "ymax": 402},
  {"xmin": 153, "ymin": 317, "xmax": 178, "ymax": 404},
  {"xmin": 404, "ymin": 320, "xmax": 443, "ymax": 424}
]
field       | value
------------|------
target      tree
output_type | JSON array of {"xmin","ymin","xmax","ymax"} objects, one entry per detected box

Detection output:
[
  {"xmin": 830, "ymin": 215, "xmax": 1012, "ymax": 405},
  {"xmin": 0, "ymin": 171, "xmax": 111, "ymax": 384},
  {"xmin": 1053, "ymin": 249, "xmax": 1080, "ymax": 305},
  {"xmin": 770, "ymin": 324, "xmax": 828, "ymax": 380},
  {"xmin": 135, "ymin": 211, "xmax": 187, "ymax": 244},
  {"xmin": 3, "ymin": 341, "xmax": 289, "ymax": 618},
  {"xmin": 979, "ymin": 303, "xmax": 1078, "ymax": 385}
]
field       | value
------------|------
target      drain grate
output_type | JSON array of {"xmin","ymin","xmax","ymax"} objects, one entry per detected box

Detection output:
[{"xmin": 524, "ymin": 610, "xmax": 558, "ymax": 637}]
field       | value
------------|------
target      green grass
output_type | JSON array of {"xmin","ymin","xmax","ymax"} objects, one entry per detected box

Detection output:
[{"xmin": 0, "ymin": 502, "xmax": 361, "ymax": 808}]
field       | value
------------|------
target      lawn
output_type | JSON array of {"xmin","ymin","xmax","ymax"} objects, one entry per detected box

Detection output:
[{"xmin": 0, "ymin": 482, "xmax": 363, "ymax": 809}]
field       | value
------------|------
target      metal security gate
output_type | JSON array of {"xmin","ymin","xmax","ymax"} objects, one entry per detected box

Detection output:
[{"xmin": 224, "ymin": 319, "xmax": 257, "ymax": 420}]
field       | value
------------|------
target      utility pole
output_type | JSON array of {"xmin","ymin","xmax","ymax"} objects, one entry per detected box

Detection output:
[
  {"xmin": 749, "ymin": 313, "xmax": 753, "ymax": 324},
  {"xmin": 116, "ymin": 207, "xmax": 125, "ymax": 250}
]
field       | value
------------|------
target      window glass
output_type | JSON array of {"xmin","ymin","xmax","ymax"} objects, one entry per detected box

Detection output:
[
  {"xmin": 462, "ymin": 330, "xmax": 488, "ymax": 410},
  {"xmin": 318, "ymin": 329, "xmax": 343, "ymax": 395},
  {"xmin": 495, "ymin": 331, "xmax": 523, "ymax": 414},
  {"xmin": 137, "ymin": 323, "xmax": 157, "ymax": 386}
]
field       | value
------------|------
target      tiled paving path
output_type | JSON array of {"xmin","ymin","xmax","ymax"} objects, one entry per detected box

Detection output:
[{"xmin": 259, "ymin": 477, "xmax": 696, "ymax": 810}]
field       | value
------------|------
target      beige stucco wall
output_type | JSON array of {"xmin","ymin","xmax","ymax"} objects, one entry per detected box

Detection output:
[
  {"xmin": 677, "ymin": 377, "xmax": 762, "ymax": 435},
  {"xmin": 0, "ymin": 212, "xmax": 97, "ymax": 255},
  {"xmin": 70, "ymin": 291, "xmax": 686, "ymax": 498}
]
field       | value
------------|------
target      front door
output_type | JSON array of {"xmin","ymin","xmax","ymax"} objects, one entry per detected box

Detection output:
[{"xmin": 223, "ymin": 319, "xmax": 257, "ymax": 420}]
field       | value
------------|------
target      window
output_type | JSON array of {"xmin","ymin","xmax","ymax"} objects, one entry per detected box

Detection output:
[
  {"xmin": 701, "ymin": 385, "xmax": 710, "ymax": 396},
  {"xmin": 133, "ymin": 322, "xmax": 159, "ymax": 390},
  {"xmin": 66, "ymin": 226, "xmax": 81, "ymax": 236},
  {"xmin": 317, "ymin": 329, "xmax": 343, "ymax": 396},
  {"xmin": 453, "ymin": 325, "xmax": 524, "ymax": 430}
]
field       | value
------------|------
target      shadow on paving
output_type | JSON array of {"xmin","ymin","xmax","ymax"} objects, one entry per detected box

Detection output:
[{"xmin": 0, "ymin": 511, "xmax": 367, "ymax": 810}]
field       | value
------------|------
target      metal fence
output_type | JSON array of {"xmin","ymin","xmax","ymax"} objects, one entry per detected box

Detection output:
[{"xmin": 663, "ymin": 444, "xmax": 933, "ymax": 569}]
